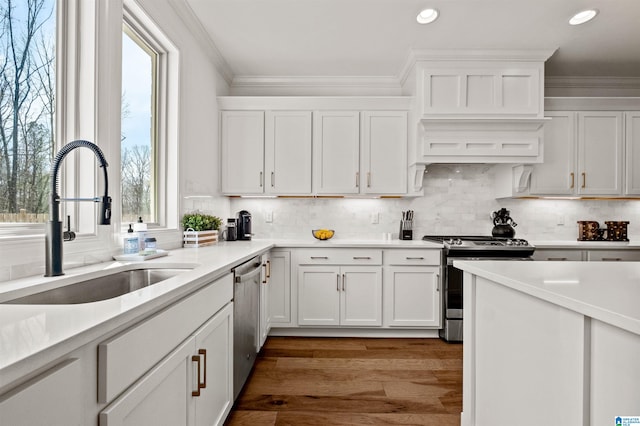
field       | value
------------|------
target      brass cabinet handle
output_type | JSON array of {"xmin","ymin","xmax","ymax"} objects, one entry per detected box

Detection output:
[
  {"xmin": 336, "ymin": 274, "xmax": 340, "ymax": 291},
  {"xmin": 367, "ymin": 172, "xmax": 371, "ymax": 188},
  {"xmin": 602, "ymin": 257, "xmax": 623, "ymax": 261},
  {"xmin": 342, "ymin": 273, "xmax": 346, "ymax": 291},
  {"xmin": 262, "ymin": 262, "xmax": 268, "ymax": 284},
  {"xmin": 570, "ymin": 172, "xmax": 575, "ymax": 189},
  {"xmin": 355, "ymin": 172, "xmax": 360, "ymax": 188},
  {"xmin": 548, "ymin": 257, "xmax": 568, "ymax": 261},
  {"xmin": 311, "ymin": 256, "xmax": 328, "ymax": 260},
  {"xmin": 582, "ymin": 172, "xmax": 586, "ymax": 189},
  {"xmin": 266, "ymin": 260, "xmax": 271, "ymax": 278},
  {"xmin": 192, "ymin": 355, "xmax": 202, "ymax": 396},
  {"xmin": 259, "ymin": 171, "xmax": 263, "ymax": 188},
  {"xmin": 406, "ymin": 257, "xmax": 425, "ymax": 260},
  {"xmin": 436, "ymin": 274, "xmax": 440, "ymax": 292},
  {"xmin": 199, "ymin": 349, "xmax": 207, "ymax": 389},
  {"xmin": 271, "ymin": 172, "xmax": 275, "ymax": 187}
]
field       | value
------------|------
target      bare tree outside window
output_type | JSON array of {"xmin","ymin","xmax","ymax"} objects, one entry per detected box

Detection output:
[
  {"xmin": 121, "ymin": 25, "xmax": 155, "ymax": 225},
  {"xmin": 0, "ymin": 0, "xmax": 55, "ymax": 224}
]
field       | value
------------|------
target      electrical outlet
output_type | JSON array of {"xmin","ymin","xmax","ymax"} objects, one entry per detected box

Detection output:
[
  {"xmin": 557, "ymin": 215, "xmax": 565, "ymax": 226},
  {"xmin": 371, "ymin": 212, "xmax": 379, "ymax": 224},
  {"xmin": 265, "ymin": 211, "xmax": 273, "ymax": 223}
]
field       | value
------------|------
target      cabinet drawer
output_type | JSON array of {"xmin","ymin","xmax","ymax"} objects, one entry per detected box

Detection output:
[
  {"xmin": 587, "ymin": 249, "xmax": 640, "ymax": 262},
  {"xmin": 98, "ymin": 273, "xmax": 233, "ymax": 403},
  {"xmin": 384, "ymin": 249, "xmax": 441, "ymax": 266},
  {"xmin": 297, "ymin": 249, "xmax": 382, "ymax": 265},
  {"xmin": 533, "ymin": 249, "xmax": 583, "ymax": 261}
]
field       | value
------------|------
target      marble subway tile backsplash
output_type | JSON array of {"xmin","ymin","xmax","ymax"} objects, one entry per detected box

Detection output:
[{"xmin": 229, "ymin": 164, "xmax": 640, "ymax": 242}]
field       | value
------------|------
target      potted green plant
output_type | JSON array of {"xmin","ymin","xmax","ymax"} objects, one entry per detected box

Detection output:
[{"xmin": 181, "ymin": 212, "xmax": 222, "ymax": 247}]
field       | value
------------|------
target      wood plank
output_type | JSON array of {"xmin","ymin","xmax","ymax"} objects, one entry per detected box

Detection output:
[{"xmin": 225, "ymin": 337, "xmax": 462, "ymax": 426}]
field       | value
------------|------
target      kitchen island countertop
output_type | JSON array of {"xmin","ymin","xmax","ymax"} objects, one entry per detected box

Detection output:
[{"xmin": 454, "ymin": 259, "xmax": 640, "ymax": 335}]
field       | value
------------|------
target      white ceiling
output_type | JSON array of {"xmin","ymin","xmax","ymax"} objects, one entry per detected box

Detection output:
[{"xmin": 181, "ymin": 0, "xmax": 640, "ymax": 80}]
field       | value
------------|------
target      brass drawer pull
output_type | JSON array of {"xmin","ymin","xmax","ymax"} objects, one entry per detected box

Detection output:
[
  {"xmin": 582, "ymin": 172, "xmax": 586, "ymax": 189},
  {"xmin": 353, "ymin": 256, "xmax": 371, "ymax": 260},
  {"xmin": 405, "ymin": 257, "xmax": 425, "ymax": 260},
  {"xmin": 192, "ymin": 354, "xmax": 202, "ymax": 396},
  {"xmin": 548, "ymin": 257, "xmax": 568, "ymax": 261},
  {"xmin": 570, "ymin": 172, "xmax": 574, "ymax": 189},
  {"xmin": 602, "ymin": 257, "xmax": 623, "ymax": 261},
  {"xmin": 337, "ymin": 274, "xmax": 340, "ymax": 291},
  {"xmin": 342, "ymin": 273, "xmax": 346, "ymax": 291}
]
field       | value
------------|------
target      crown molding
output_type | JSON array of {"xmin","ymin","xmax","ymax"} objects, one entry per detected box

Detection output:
[
  {"xmin": 545, "ymin": 76, "xmax": 640, "ymax": 90},
  {"xmin": 168, "ymin": 0, "xmax": 234, "ymax": 85},
  {"xmin": 231, "ymin": 75, "xmax": 401, "ymax": 89}
]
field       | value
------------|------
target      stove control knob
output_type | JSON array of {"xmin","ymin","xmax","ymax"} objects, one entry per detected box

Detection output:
[
  {"xmin": 519, "ymin": 239, "xmax": 528, "ymax": 246},
  {"xmin": 455, "ymin": 239, "xmax": 462, "ymax": 245},
  {"xmin": 447, "ymin": 238, "xmax": 454, "ymax": 245},
  {"xmin": 506, "ymin": 239, "xmax": 513, "ymax": 245}
]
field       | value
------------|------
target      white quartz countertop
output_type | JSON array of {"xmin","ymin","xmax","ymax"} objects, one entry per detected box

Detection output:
[
  {"xmin": 530, "ymin": 240, "xmax": 640, "ymax": 249},
  {"xmin": 0, "ymin": 238, "xmax": 442, "ymax": 388},
  {"xmin": 454, "ymin": 260, "xmax": 640, "ymax": 336}
]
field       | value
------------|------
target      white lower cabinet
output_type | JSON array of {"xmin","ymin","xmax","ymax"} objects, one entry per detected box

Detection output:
[
  {"xmin": 258, "ymin": 252, "xmax": 271, "ymax": 350},
  {"xmin": 268, "ymin": 250, "xmax": 292, "ymax": 326},
  {"xmin": 383, "ymin": 267, "xmax": 441, "ymax": 327},
  {"xmin": 99, "ymin": 275, "xmax": 234, "ymax": 426},
  {"xmin": 0, "ymin": 358, "xmax": 84, "ymax": 426},
  {"xmin": 383, "ymin": 249, "xmax": 442, "ymax": 328},
  {"xmin": 298, "ymin": 265, "xmax": 382, "ymax": 326}
]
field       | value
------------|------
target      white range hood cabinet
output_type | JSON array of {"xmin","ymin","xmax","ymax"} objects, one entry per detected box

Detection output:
[{"xmin": 404, "ymin": 49, "xmax": 556, "ymax": 191}]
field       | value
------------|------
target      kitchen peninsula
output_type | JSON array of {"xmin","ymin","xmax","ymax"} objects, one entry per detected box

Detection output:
[{"xmin": 456, "ymin": 260, "xmax": 640, "ymax": 426}]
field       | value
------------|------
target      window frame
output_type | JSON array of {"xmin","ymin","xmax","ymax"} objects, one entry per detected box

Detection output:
[{"xmin": 0, "ymin": 0, "xmax": 181, "ymax": 263}]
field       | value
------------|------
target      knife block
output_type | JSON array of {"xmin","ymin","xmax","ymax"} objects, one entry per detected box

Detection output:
[{"xmin": 399, "ymin": 221, "xmax": 413, "ymax": 240}]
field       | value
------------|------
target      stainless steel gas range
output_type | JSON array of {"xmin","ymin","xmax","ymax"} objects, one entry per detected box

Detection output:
[{"xmin": 422, "ymin": 235, "xmax": 535, "ymax": 342}]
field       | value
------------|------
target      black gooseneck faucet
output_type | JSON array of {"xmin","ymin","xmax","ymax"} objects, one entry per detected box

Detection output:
[{"xmin": 45, "ymin": 140, "xmax": 112, "ymax": 277}]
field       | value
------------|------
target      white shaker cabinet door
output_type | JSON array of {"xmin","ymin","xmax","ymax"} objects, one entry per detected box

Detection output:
[
  {"xmin": 624, "ymin": 111, "xmax": 640, "ymax": 195},
  {"xmin": 313, "ymin": 111, "xmax": 360, "ymax": 194},
  {"xmin": 298, "ymin": 266, "xmax": 341, "ymax": 325},
  {"xmin": 221, "ymin": 111, "xmax": 265, "ymax": 194},
  {"xmin": 529, "ymin": 111, "xmax": 576, "ymax": 195},
  {"xmin": 269, "ymin": 250, "xmax": 292, "ymax": 326},
  {"xmin": 383, "ymin": 266, "xmax": 441, "ymax": 327},
  {"xmin": 265, "ymin": 111, "xmax": 312, "ymax": 195},
  {"xmin": 340, "ymin": 266, "xmax": 382, "ymax": 326},
  {"xmin": 578, "ymin": 111, "xmax": 623, "ymax": 195},
  {"xmin": 193, "ymin": 303, "xmax": 234, "ymax": 426},
  {"xmin": 361, "ymin": 111, "xmax": 407, "ymax": 195}
]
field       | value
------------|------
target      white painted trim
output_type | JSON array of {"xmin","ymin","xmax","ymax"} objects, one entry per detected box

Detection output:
[
  {"xmin": 167, "ymin": 0, "xmax": 234, "ymax": 85},
  {"xmin": 269, "ymin": 327, "xmax": 439, "ymax": 338},
  {"xmin": 545, "ymin": 77, "xmax": 640, "ymax": 91},
  {"xmin": 545, "ymin": 97, "xmax": 640, "ymax": 111},
  {"xmin": 217, "ymin": 96, "xmax": 413, "ymax": 111},
  {"xmin": 230, "ymin": 75, "xmax": 401, "ymax": 92}
]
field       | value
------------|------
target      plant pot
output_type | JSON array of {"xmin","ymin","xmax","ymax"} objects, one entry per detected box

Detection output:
[{"xmin": 183, "ymin": 229, "xmax": 218, "ymax": 247}]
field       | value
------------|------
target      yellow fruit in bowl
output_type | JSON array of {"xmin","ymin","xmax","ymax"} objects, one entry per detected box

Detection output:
[{"xmin": 312, "ymin": 229, "xmax": 335, "ymax": 240}]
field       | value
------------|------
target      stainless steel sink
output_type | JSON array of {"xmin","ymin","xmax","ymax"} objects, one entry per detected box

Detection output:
[{"xmin": 4, "ymin": 268, "xmax": 191, "ymax": 304}]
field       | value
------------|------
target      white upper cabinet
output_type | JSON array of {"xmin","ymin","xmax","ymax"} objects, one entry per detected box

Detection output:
[
  {"xmin": 313, "ymin": 111, "xmax": 361, "ymax": 194},
  {"xmin": 624, "ymin": 112, "xmax": 640, "ymax": 195},
  {"xmin": 578, "ymin": 112, "xmax": 623, "ymax": 195},
  {"xmin": 420, "ymin": 64, "xmax": 543, "ymax": 118},
  {"xmin": 361, "ymin": 111, "xmax": 407, "ymax": 195},
  {"xmin": 530, "ymin": 111, "xmax": 623, "ymax": 196},
  {"xmin": 265, "ymin": 111, "xmax": 312, "ymax": 195},
  {"xmin": 221, "ymin": 111, "xmax": 265, "ymax": 194},
  {"xmin": 529, "ymin": 112, "xmax": 575, "ymax": 195}
]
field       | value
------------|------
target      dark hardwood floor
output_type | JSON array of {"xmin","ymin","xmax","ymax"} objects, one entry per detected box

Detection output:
[{"xmin": 225, "ymin": 337, "xmax": 462, "ymax": 426}]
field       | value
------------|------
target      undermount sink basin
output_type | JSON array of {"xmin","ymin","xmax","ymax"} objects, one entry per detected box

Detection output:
[{"xmin": 4, "ymin": 268, "xmax": 191, "ymax": 305}]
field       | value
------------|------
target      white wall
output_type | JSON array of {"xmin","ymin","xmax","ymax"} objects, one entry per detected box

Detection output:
[{"xmin": 228, "ymin": 164, "xmax": 640, "ymax": 242}]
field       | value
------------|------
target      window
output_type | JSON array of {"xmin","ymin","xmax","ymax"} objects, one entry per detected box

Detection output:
[
  {"xmin": 0, "ymin": 0, "xmax": 56, "ymax": 232},
  {"xmin": 121, "ymin": 2, "xmax": 178, "ymax": 232},
  {"xmin": 121, "ymin": 24, "xmax": 157, "ymax": 225}
]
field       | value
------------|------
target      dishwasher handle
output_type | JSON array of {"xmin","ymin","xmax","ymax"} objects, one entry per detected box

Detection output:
[{"xmin": 234, "ymin": 260, "xmax": 263, "ymax": 283}]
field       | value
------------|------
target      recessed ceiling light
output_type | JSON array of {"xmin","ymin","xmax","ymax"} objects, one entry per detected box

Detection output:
[
  {"xmin": 417, "ymin": 8, "xmax": 439, "ymax": 24},
  {"xmin": 569, "ymin": 9, "xmax": 598, "ymax": 25}
]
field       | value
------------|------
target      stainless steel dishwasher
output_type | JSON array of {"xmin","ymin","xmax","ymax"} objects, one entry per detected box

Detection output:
[{"xmin": 232, "ymin": 256, "xmax": 261, "ymax": 400}]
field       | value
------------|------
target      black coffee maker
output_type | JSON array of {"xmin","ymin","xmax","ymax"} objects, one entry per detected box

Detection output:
[{"xmin": 236, "ymin": 210, "xmax": 252, "ymax": 240}]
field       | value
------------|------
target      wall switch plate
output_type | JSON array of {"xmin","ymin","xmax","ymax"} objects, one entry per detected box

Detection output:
[
  {"xmin": 265, "ymin": 211, "xmax": 273, "ymax": 223},
  {"xmin": 370, "ymin": 212, "xmax": 379, "ymax": 224}
]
